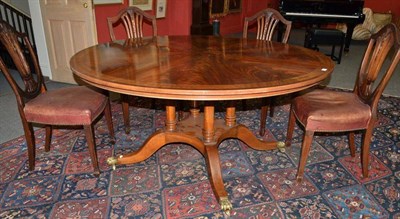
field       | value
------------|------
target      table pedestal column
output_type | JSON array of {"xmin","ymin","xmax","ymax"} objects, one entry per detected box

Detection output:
[{"xmin": 107, "ymin": 104, "xmax": 285, "ymax": 214}]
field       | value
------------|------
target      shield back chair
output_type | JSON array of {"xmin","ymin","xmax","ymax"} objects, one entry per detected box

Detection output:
[
  {"xmin": 243, "ymin": 8, "xmax": 292, "ymax": 136},
  {"xmin": 285, "ymin": 23, "xmax": 400, "ymax": 182},
  {"xmin": 107, "ymin": 6, "xmax": 157, "ymax": 133},
  {"xmin": 0, "ymin": 21, "xmax": 115, "ymax": 175}
]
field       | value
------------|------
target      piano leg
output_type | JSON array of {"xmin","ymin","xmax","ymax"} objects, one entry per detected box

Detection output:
[{"xmin": 344, "ymin": 23, "xmax": 356, "ymax": 53}]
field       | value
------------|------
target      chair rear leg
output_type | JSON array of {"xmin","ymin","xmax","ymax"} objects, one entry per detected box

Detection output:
[
  {"xmin": 84, "ymin": 125, "xmax": 100, "ymax": 175},
  {"xmin": 296, "ymin": 130, "xmax": 314, "ymax": 182},
  {"xmin": 269, "ymin": 97, "xmax": 275, "ymax": 117},
  {"xmin": 121, "ymin": 94, "xmax": 131, "ymax": 134},
  {"xmin": 104, "ymin": 100, "xmax": 115, "ymax": 144},
  {"xmin": 45, "ymin": 126, "xmax": 52, "ymax": 152},
  {"xmin": 242, "ymin": 99, "xmax": 247, "ymax": 111},
  {"xmin": 361, "ymin": 127, "xmax": 374, "ymax": 178},
  {"xmin": 285, "ymin": 107, "xmax": 296, "ymax": 147},
  {"xmin": 23, "ymin": 121, "xmax": 36, "ymax": 171},
  {"xmin": 259, "ymin": 98, "xmax": 269, "ymax": 136},
  {"xmin": 348, "ymin": 131, "xmax": 356, "ymax": 157}
]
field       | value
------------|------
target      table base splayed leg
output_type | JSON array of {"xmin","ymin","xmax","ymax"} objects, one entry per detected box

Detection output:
[{"xmin": 107, "ymin": 103, "xmax": 285, "ymax": 213}]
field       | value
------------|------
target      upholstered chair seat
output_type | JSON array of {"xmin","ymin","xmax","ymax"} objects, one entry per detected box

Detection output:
[
  {"xmin": 24, "ymin": 86, "xmax": 108, "ymax": 125},
  {"xmin": 292, "ymin": 89, "xmax": 371, "ymax": 131}
]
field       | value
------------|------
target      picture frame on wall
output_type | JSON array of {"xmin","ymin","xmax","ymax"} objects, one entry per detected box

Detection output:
[
  {"xmin": 93, "ymin": 0, "xmax": 123, "ymax": 5},
  {"xmin": 228, "ymin": 0, "xmax": 241, "ymax": 13},
  {"xmin": 130, "ymin": 0, "xmax": 153, "ymax": 11},
  {"xmin": 156, "ymin": 0, "xmax": 167, "ymax": 18},
  {"xmin": 209, "ymin": 0, "xmax": 228, "ymax": 19}
]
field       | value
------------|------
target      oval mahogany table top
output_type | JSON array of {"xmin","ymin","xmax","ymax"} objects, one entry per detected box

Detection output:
[{"xmin": 70, "ymin": 36, "xmax": 334, "ymax": 100}]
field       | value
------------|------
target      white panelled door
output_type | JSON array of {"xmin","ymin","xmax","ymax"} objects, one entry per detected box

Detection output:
[{"xmin": 40, "ymin": 0, "xmax": 97, "ymax": 84}]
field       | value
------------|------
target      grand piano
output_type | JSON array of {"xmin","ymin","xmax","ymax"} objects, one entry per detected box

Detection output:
[{"xmin": 279, "ymin": 0, "xmax": 365, "ymax": 52}]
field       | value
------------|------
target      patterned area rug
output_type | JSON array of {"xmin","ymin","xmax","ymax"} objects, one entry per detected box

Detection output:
[{"xmin": 0, "ymin": 93, "xmax": 399, "ymax": 218}]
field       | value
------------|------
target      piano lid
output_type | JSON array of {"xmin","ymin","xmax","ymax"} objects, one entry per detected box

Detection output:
[{"xmin": 279, "ymin": 0, "xmax": 364, "ymax": 16}]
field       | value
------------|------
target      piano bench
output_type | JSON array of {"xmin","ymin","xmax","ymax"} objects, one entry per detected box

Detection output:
[{"xmin": 304, "ymin": 28, "xmax": 345, "ymax": 64}]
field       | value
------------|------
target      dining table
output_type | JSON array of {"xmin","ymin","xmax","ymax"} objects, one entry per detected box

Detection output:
[{"xmin": 70, "ymin": 35, "xmax": 334, "ymax": 213}]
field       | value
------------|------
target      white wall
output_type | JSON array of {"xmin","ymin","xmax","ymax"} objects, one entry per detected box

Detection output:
[
  {"xmin": 28, "ymin": 0, "xmax": 52, "ymax": 79},
  {"xmin": 2, "ymin": 0, "xmax": 30, "ymax": 15}
]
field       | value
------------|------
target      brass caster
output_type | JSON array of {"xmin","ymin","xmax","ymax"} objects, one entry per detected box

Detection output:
[
  {"xmin": 107, "ymin": 156, "xmax": 118, "ymax": 170},
  {"xmin": 277, "ymin": 141, "xmax": 285, "ymax": 153},
  {"xmin": 220, "ymin": 197, "xmax": 232, "ymax": 215}
]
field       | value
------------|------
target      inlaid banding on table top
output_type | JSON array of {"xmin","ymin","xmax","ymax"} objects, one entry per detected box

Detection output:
[{"xmin": 70, "ymin": 36, "xmax": 334, "ymax": 100}]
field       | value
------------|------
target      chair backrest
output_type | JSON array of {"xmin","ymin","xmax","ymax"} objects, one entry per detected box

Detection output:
[
  {"xmin": 243, "ymin": 8, "xmax": 292, "ymax": 43},
  {"xmin": 354, "ymin": 23, "xmax": 400, "ymax": 113},
  {"xmin": 107, "ymin": 6, "xmax": 157, "ymax": 41},
  {"xmin": 0, "ymin": 21, "xmax": 46, "ymax": 109}
]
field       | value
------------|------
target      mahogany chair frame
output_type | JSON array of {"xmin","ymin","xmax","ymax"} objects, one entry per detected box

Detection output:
[
  {"xmin": 285, "ymin": 23, "xmax": 400, "ymax": 182},
  {"xmin": 0, "ymin": 21, "xmax": 115, "ymax": 175},
  {"xmin": 107, "ymin": 6, "xmax": 157, "ymax": 133},
  {"xmin": 243, "ymin": 8, "xmax": 292, "ymax": 136},
  {"xmin": 107, "ymin": 6, "xmax": 157, "ymax": 41}
]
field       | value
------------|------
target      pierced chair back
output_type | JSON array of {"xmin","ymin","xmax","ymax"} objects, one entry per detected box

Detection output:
[
  {"xmin": 107, "ymin": 6, "xmax": 157, "ymax": 41},
  {"xmin": 354, "ymin": 23, "xmax": 400, "ymax": 116},
  {"xmin": 0, "ymin": 21, "xmax": 46, "ymax": 111},
  {"xmin": 243, "ymin": 8, "xmax": 292, "ymax": 43}
]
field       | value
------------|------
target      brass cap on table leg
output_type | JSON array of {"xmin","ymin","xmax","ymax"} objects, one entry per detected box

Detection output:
[
  {"xmin": 277, "ymin": 141, "xmax": 286, "ymax": 152},
  {"xmin": 220, "ymin": 197, "xmax": 233, "ymax": 215},
  {"xmin": 107, "ymin": 156, "xmax": 118, "ymax": 170}
]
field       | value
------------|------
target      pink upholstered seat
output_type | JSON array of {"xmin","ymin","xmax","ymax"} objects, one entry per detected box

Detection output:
[
  {"xmin": 286, "ymin": 23, "xmax": 400, "ymax": 182},
  {"xmin": 292, "ymin": 89, "xmax": 371, "ymax": 131},
  {"xmin": 24, "ymin": 86, "xmax": 107, "ymax": 125}
]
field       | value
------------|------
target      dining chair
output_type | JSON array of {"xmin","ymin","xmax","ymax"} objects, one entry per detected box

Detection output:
[
  {"xmin": 243, "ymin": 8, "xmax": 292, "ymax": 136},
  {"xmin": 0, "ymin": 21, "xmax": 115, "ymax": 175},
  {"xmin": 285, "ymin": 23, "xmax": 400, "ymax": 182},
  {"xmin": 107, "ymin": 6, "xmax": 157, "ymax": 133}
]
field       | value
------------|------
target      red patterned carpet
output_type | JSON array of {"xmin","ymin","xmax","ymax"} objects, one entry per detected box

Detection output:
[{"xmin": 0, "ymin": 95, "xmax": 399, "ymax": 218}]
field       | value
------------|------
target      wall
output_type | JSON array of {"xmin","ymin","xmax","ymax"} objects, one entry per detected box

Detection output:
[
  {"xmin": 218, "ymin": 0, "xmax": 278, "ymax": 35},
  {"xmin": 28, "ymin": 0, "xmax": 51, "ymax": 78},
  {"xmin": 365, "ymin": 0, "xmax": 400, "ymax": 23},
  {"xmin": 365, "ymin": 0, "xmax": 398, "ymax": 14},
  {"xmin": 94, "ymin": 0, "xmax": 398, "ymax": 43},
  {"xmin": 94, "ymin": 0, "xmax": 192, "ymax": 43},
  {"xmin": 3, "ymin": 0, "xmax": 30, "ymax": 15},
  {"xmin": 94, "ymin": 0, "xmax": 278, "ymax": 42}
]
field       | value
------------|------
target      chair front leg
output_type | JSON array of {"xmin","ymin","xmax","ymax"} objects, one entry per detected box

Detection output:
[
  {"xmin": 348, "ymin": 131, "xmax": 356, "ymax": 157},
  {"xmin": 361, "ymin": 126, "xmax": 374, "ymax": 178},
  {"xmin": 22, "ymin": 121, "xmax": 36, "ymax": 171},
  {"xmin": 84, "ymin": 125, "xmax": 100, "ymax": 175},
  {"xmin": 296, "ymin": 130, "xmax": 314, "ymax": 182},
  {"xmin": 45, "ymin": 125, "xmax": 52, "ymax": 152},
  {"xmin": 285, "ymin": 106, "xmax": 296, "ymax": 147},
  {"xmin": 104, "ymin": 100, "xmax": 115, "ymax": 144},
  {"xmin": 259, "ymin": 98, "xmax": 269, "ymax": 136},
  {"xmin": 121, "ymin": 94, "xmax": 131, "ymax": 134}
]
